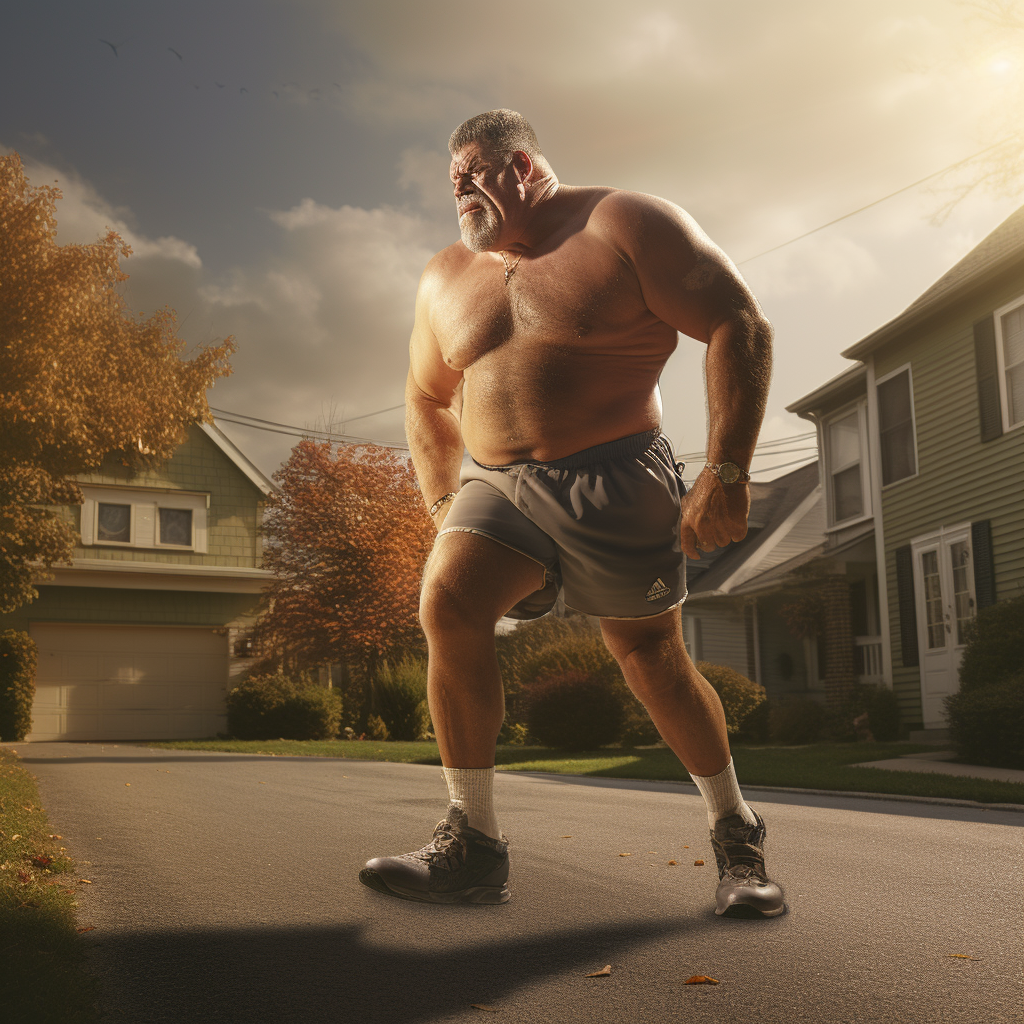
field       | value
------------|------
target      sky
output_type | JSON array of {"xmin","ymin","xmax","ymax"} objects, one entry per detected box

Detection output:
[{"xmin": 3, "ymin": 0, "xmax": 1024, "ymax": 480}]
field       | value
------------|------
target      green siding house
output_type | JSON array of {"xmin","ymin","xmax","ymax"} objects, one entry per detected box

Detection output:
[
  {"xmin": 791, "ymin": 205, "xmax": 1024, "ymax": 735},
  {"xmin": 1, "ymin": 421, "xmax": 276, "ymax": 741}
]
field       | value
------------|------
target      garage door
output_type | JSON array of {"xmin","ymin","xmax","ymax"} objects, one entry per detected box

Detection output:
[{"xmin": 28, "ymin": 623, "xmax": 229, "ymax": 741}]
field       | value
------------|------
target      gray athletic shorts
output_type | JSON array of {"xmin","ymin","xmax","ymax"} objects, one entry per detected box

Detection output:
[{"xmin": 438, "ymin": 429, "xmax": 687, "ymax": 620}]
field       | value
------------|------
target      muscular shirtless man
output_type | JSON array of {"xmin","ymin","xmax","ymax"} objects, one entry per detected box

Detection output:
[{"xmin": 359, "ymin": 109, "xmax": 784, "ymax": 918}]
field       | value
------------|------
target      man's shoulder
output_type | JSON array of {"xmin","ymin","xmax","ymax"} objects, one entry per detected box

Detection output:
[
  {"xmin": 587, "ymin": 188, "xmax": 692, "ymax": 233},
  {"xmin": 422, "ymin": 241, "xmax": 474, "ymax": 284}
]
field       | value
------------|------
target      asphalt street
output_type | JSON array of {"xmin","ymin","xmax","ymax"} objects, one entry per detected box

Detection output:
[{"xmin": 16, "ymin": 742, "xmax": 1023, "ymax": 1024}]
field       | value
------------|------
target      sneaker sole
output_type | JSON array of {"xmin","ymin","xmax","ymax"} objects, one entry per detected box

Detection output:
[
  {"xmin": 716, "ymin": 901, "xmax": 786, "ymax": 919},
  {"xmin": 359, "ymin": 868, "xmax": 511, "ymax": 905}
]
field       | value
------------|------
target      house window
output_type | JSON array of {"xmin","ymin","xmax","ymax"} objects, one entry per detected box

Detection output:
[
  {"xmin": 96, "ymin": 503, "xmax": 132, "ymax": 544},
  {"xmin": 80, "ymin": 486, "xmax": 208, "ymax": 553},
  {"xmin": 158, "ymin": 508, "xmax": 193, "ymax": 547},
  {"xmin": 825, "ymin": 406, "xmax": 869, "ymax": 524},
  {"xmin": 877, "ymin": 367, "xmax": 917, "ymax": 485},
  {"xmin": 996, "ymin": 296, "xmax": 1024, "ymax": 430}
]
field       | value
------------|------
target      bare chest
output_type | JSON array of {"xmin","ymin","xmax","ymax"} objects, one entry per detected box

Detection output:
[{"xmin": 431, "ymin": 241, "xmax": 650, "ymax": 371}]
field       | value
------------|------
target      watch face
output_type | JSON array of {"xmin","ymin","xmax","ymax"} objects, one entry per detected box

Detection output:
[{"xmin": 719, "ymin": 462, "xmax": 742, "ymax": 484}]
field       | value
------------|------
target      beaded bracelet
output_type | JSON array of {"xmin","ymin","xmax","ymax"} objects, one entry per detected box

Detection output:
[{"xmin": 429, "ymin": 491, "xmax": 457, "ymax": 517}]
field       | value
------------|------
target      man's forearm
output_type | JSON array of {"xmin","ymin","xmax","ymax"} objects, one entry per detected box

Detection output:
[
  {"xmin": 704, "ymin": 308, "xmax": 773, "ymax": 468},
  {"xmin": 405, "ymin": 393, "xmax": 464, "ymax": 514}
]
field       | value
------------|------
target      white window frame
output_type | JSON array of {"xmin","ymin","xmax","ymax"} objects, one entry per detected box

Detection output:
[
  {"xmin": 876, "ymin": 362, "xmax": 919, "ymax": 488},
  {"xmin": 994, "ymin": 293, "xmax": 1024, "ymax": 433},
  {"xmin": 822, "ymin": 400, "xmax": 872, "ymax": 530},
  {"xmin": 79, "ymin": 485, "xmax": 209, "ymax": 553}
]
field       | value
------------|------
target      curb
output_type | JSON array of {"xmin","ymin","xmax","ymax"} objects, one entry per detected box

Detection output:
[{"xmin": 504, "ymin": 770, "xmax": 1024, "ymax": 814}]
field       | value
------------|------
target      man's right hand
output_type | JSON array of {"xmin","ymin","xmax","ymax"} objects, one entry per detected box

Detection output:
[{"xmin": 678, "ymin": 468, "xmax": 750, "ymax": 559}]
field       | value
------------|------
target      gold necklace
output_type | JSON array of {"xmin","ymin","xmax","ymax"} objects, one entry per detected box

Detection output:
[{"xmin": 500, "ymin": 250, "xmax": 523, "ymax": 285}]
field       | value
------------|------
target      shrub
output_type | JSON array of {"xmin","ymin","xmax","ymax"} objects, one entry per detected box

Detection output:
[
  {"xmin": 957, "ymin": 594, "xmax": 1024, "ymax": 692},
  {"xmin": 736, "ymin": 698, "xmax": 772, "ymax": 744},
  {"xmin": 618, "ymin": 699, "xmax": 662, "ymax": 747},
  {"xmin": 946, "ymin": 672, "xmax": 1024, "ymax": 769},
  {"xmin": 769, "ymin": 697, "xmax": 825, "ymax": 744},
  {"xmin": 366, "ymin": 714, "xmax": 390, "ymax": 741},
  {"xmin": 276, "ymin": 688, "xmax": 343, "ymax": 740},
  {"xmin": 864, "ymin": 685, "xmax": 901, "ymax": 742},
  {"xmin": 0, "ymin": 630, "xmax": 36, "ymax": 741},
  {"xmin": 374, "ymin": 657, "xmax": 430, "ymax": 741},
  {"xmin": 227, "ymin": 671, "xmax": 341, "ymax": 740},
  {"xmin": 525, "ymin": 670, "xmax": 625, "ymax": 750},
  {"xmin": 695, "ymin": 662, "xmax": 767, "ymax": 736},
  {"xmin": 227, "ymin": 673, "xmax": 297, "ymax": 740},
  {"xmin": 498, "ymin": 721, "xmax": 530, "ymax": 745}
]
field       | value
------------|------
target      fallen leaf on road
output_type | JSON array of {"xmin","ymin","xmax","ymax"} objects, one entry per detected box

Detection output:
[
  {"xmin": 586, "ymin": 966, "xmax": 612, "ymax": 977},
  {"xmin": 77, "ymin": 926, "xmax": 95, "ymax": 934},
  {"xmin": 683, "ymin": 845, "xmax": 690, "ymax": 849},
  {"xmin": 258, "ymin": 782, "xmax": 266, "ymax": 785},
  {"xmin": 619, "ymin": 852, "xmax": 631, "ymax": 857},
  {"xmin": 125, "ymin": 783, "xmax": 131, "ymax": 787},
  {"xmin": 79, "ymin": 879, "xmax": 92, "ymax": 884},
  {"xmin": 10, "ymin": 834, "xmax": 21, "ymax": 841},
  {"xmin": 470, "ymin": 1005, "xmax": 497, "ymax": 1012},
  {"xmin": 693, "ymin": 860, "xmax": 705, "ymax": 866},
  {"xmin": 667, "ymin": 860, "xmax": 678, "ymax": 865},
  {"xmin": 648, "ymin": 851, "xmax": 657, "ymax": 854},
  {"xmin": 947, "ymin": 954, "xmax": 982, "ymax": 960},
  {"xmin": 49, "ymin": 834, "xmax": 62, "ymax": 839},
  {"xmin": 561, "ymin": 835, "xmax": 572, "ymax": 838},
  {"xmin": 684, "ymin": 975, "xmax": 719, "ymax": 985}
]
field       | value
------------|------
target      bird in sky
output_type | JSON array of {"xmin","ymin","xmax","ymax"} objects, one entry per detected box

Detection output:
[
  {"xmin": 168, "ymin": 47, "xmax": 184, "ymax": 61},
  {"xmin": 99, "ymin": 38, "xmax": 128, "ymax": 57},
  {"xmin": 240, "ymin": 87, "xmax": 248, "ymax": 94}
]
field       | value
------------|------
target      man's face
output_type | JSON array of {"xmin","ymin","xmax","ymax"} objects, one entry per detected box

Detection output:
[{"xmin": 449, "ymin": 142, "xmax": 512, "ymax": 253}]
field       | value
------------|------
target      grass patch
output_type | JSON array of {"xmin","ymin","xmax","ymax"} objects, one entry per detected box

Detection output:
[
  {"xmin": 151, "ymin": 738, "xmax": 1024, "ymax": 805},
  {"xmin": 0, "ymin": 747, "xmax": 100, "ymax": 1024}
]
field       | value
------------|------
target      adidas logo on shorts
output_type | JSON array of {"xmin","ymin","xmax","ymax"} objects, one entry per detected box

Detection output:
[{"xmin": 645, "ymin": 577, "xmax": 671, "ymax": 602}]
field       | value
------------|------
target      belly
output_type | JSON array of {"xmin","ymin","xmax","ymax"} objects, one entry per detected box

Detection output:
[{"xmin": 459, "ymin": 337, "xmax": 670, "ymax": 464}]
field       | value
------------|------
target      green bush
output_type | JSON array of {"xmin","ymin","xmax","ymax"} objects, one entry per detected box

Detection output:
[
  {"xmin": 227, "ymin": 671, "xmax": 341, "ymax": 740},
  {"xmin": 0, "ymin": 630, "xmax": 36, "ymax": 741},
  {"xmin": 945, "ymin": 673, "xmax": 1024, "ymax": 769},
  {"xmin": 864, "ymin": 685, "xmax": 901, "ymax": 742},
  {"xmin": 276, "ymin": 688, "xmax": 343, "ymax": 740},
  {"xmin": 957, "ymin": 594, "xmax": 1024, "ymax": 692},
  {"xmin": 736, "ymin": 698, "xmax": 772, "ymax": 744},
  {"xmin": 525, "ymin": 670, "xmax": 625, "ymax": 751},
  {"xmin": 769, "ymin": 697, "xmax": 825, "ymax": 744},
  {"xmin": 366, "ymin": 713, "xmax": 390, "ymax": 741},
  {"xmin": 695, "ymin": 661, "xmax": 767, "ymax": 736},
  {"xmin": 374, "ymin": 657, "xmax": 431, "ymax": 741},
  {"xmin": 822, "ymin": 683, "xmax": 903, "ymax": 742},
  {"xmin": 618, "ymin": 700, "xmax": 662, "ymax": 747},
  {"xmin": 226, "ymin": 673, "xmax": 298, "ymax": 740}
]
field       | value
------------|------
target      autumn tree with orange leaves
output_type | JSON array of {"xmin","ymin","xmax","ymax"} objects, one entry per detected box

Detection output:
[
  {"xmin": 257, "ymin": 439, "xmax": 433, "ymax": 683},
  {"xmin": 0, "ymin": 153, "xmax": 234, "ymax": 613}
]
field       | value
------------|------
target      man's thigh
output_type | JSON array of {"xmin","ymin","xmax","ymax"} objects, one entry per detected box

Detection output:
[
  {"xmin": 422, "ymin": 530, "xmax": 547, "ymax": 626},
  {"xmin": 599, "ymin": 607, "xmax": 690, "ymax": 664}
]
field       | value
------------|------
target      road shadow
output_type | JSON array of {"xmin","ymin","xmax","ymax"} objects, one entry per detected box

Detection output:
[{"xmin": 82, "ymin": 916, "xmax": 696, "ymax": 1024}]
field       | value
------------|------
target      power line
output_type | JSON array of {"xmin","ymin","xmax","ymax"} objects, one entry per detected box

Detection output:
[
  {"xmin": 342, "ymin": 402, "xmax": 406, "ymax": 424},
  {"xmin": 748, "ymin": 455, "xmax": 818, "ymax": 475},
  {"xmin": 211, "ymin": 407, "xmax": 409, "ymax": 449},
  {"xmin": 736, "ymin": 134, "xmax": 1021, "ymax": 265}
]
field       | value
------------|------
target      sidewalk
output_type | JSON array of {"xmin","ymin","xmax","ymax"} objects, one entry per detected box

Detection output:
[{"xmin": 853, "ymin": 749, "xmax": 1024, "ymax": 785}]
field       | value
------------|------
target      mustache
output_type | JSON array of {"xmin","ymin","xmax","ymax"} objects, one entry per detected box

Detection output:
[{"xmin": 456, "ymin": 191, "xmax": 492, "ymax": 213}]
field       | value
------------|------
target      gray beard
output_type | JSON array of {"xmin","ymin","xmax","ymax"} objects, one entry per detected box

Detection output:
[{"xmin": 459, "ymin": 205, "xmax": 500, "ymax": 253}]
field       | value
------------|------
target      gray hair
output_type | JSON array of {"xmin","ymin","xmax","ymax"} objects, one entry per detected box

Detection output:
[{"xmin": 448, "ymin": 109, "xmax": 546, "ymax": 166}]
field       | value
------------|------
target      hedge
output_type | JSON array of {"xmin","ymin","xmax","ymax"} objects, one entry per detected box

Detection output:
[{"xmin": 0, "ymin": 630, "xmax": 37, "ymax": 741}]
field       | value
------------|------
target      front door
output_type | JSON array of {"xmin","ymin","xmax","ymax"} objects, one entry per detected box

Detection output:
[{"xmin": 911, "ymin": 525, "xmax": 976, "ymax": 728}]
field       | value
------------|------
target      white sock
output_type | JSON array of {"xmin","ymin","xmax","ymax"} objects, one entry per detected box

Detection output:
[
  {"xmin": 442, "ymin": 767, "xmax": 501, "ymax": 839},
  {"xmin": 689, "ymin": 759, "xmax": 757, "ymax": 831}
]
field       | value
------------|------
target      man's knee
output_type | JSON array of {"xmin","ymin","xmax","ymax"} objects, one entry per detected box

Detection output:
[{"xmin": 419, "ymin": 576, "xmax": 497, "ymax": 638}]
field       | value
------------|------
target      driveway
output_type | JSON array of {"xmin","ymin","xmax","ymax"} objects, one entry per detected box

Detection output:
[{"xmin": 17, "ymin": 742, "xmax": 1023, "ymax": 1024}]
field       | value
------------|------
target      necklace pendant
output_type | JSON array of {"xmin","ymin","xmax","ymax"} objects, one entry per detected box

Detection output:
[{"xmin": 504, "ymin": 268, "xmax": 512, "ymax": 284}]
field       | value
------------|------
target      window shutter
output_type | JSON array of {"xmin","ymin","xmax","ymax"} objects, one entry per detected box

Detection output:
[
  {"xmin": 895, "ymin": 545, "xmax": 919, "ymax": 667},
  {"xmin": 973, "ymin": 316, "xmax": 1003, "ymax": 442},
  {"xmin": 971, "ymin": 520, "xmax": 997, "ymax": 609}
]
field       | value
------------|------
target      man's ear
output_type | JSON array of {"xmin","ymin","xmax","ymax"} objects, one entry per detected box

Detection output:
[{"xmin": 511, "ymin": 150, "xmax": 534, "ymax": 185}]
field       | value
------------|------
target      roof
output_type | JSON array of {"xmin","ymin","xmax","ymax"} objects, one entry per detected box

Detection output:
[
  {"xmin": 202, "ymin": 420, "xmax": 279, "ymax": 496},
  {"xmin": 843, "ymin": 203, "xmax": 1024, "ymax": 360},
  {"xmin": 786, "ymin": 363, "xmax": 865, "ymax": 417},
  {"xmin": 686, "ymin": 461, "xmax": 822, "ymax": 598}
]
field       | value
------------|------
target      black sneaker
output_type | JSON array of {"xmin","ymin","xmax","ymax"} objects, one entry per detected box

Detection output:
[
  {"xmin": 359, "ymin": 805, "xmax": 510, "ymax": 905},
  {"xmin": 709, "ymin": 810, "xmax": 785, "ymax": 918}
]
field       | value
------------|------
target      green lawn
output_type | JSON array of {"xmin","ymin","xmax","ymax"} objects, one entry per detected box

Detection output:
[
  {"xmin": 0, "ymin": 748, "xmax": 100, "ymax": 1024},
  {"xmin": 152, "ymin": 739, "xmax": 1024, "ymax": 806}
]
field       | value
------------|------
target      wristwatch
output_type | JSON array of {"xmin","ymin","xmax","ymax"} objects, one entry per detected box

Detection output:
[{"xmin": 705, "ymin": 461, "xmax": 751, "ymax": 484}]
